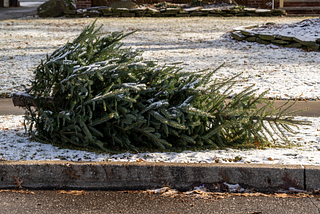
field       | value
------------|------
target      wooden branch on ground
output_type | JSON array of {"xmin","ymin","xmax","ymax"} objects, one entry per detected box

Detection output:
[{"xmin": 12, "ymin": 92, "xmax": 53, "ymax": 108}]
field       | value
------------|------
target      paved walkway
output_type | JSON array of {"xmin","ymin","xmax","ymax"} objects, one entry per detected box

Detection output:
[
  {"xmin": 0, "ymin": 99, "xmax": 25, "ymax": 115},
  {"xmin": 1, "ymin": 98, "xmax": 320, "ymax": 116},
  {"xmin": 0, "ymin": 1, "xmax": 43, "ymax": 21}
]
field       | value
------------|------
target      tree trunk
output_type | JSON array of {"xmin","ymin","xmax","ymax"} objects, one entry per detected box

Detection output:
[{"xmin": 12, "ymin": 92, "xmax": 53, "ymax": 108}]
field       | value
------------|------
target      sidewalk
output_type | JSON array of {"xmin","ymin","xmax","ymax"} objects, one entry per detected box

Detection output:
[{"xmin": 2, "ymin": 98, "xmax": 320, "ymax": 116}]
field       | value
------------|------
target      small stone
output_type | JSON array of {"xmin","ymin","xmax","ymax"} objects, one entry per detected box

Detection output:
[
  {"xmin": 256, "ymin": 9, "xmax": 272, "ymax": 16},
  {"xmin": 130, "ymin": 7, "xmax": 147, "ymax": 13},
  {"xmin": 98, "ymin": 7, "xmax": 112, "ymax": 13},
  {"xmin": 103, "ymin": 12, "xmax": 113, "ymax": 16},
  {"xmin": 121, "ymin": 12, "xmax": 135, "ymax": 17},
  {"xmin": 179, "ymin": 11, "xmax": 189, "ymax": 14},
  {"xmin": 201, "ymin": 8, "xmax": 214, "ymax": 12},
  {"xmin": 164, "ymin": 9, "xmax": 180, "ymax": 14},
  {"xmin": 37, "ymin": 0, "xmax": 67, "ymax": 17},
  {"xmin": 308, "ymin": 43, "xmax": 320, "ymax": 50},
  {"xmin": 256, "ymin": 9, "xmax": 271, "ymax": 13},
  {"xmin": 266, "ymin": 22, "xmax": 276, "ymax": 25},
  {"xmin": 146, "ymin": 8, "xmax": 159, "ymax": 14},
  {"xmin": 64, "ymin": 9, "xmax": 76, "ymax": 15},
  {"xmin": 271, "ymin": 39, "xmax": 291, "ymax": 45},
  {"xmin": 240, "ymin": 30, "xmax": 258, "ymax": 37},
  {"xmin": 190, "ymin": 11, "xmax": 208, "ymax": 16},
  {"xmin": 111, "ymin": 13, "xmax": 121, "ymax": 17},
  {"xmin": 231, "ymin": 31, "xmax": 247, "ymax": 41},
  {"xmin": 245, "ymin": 12, "xmax": 259, "ymax": 16},
  {"xmin": 259, "ymin": 34, "xmax": 275, "ymax": 41},
  {"xmin": 229, "ymin": 9, "xmax": 240, "ymax": 14},
  {"xmin": 207, "ymin": 13, "xmax": 222, "ymax": 17},
  {"xmin": 85, "ymin": 10, "xmax": 101, "ymax": 17},
  {"xmin": 212, "ymin": 9, "xmax": 222, "ymax": 13},
  {"xmin": 221, "ymin": 13, "xmax": 233, "ymax": 17},
  {"xmin": 113, "ymin": 8, "xmax": 129, "ymax": 13},
  {"xmin": 184, "ymin": 7, "xmax": 202, "ymax": 12},
  {"xmin": 244, "ymin": 8, "xmax": 256, "ymax": 12},
  {"xmin": 245, "ymin": 25, "xmax": 259, "ymax": 29},
  {"xmin": 293, "ymin": 37, "xmax": 319, "ymax": 49},
  {"xmin": 246, "ymin": 37, "xmax": 257, "ymax": 42},
  {"xmin": 235, "ymin": 12, "xmax": 246, "ymax": 16},
  {"xmin": 166, "ymin": 8, "xmax": 181, "ymax": 12},
  {"xmin": 276, "ymin": 35, "xmax": 294, "ymax": 41},
  {"xmin": 271, "ymin": 9, "xmax": 286, "ymax": 15},
  {"xmin": 152, "ymin": 13, "xmax": 163, "ymax": 17},
  {"xmin": 176, "ymin": 13, "xmax": 189, "ymax": 17},
  {"xmin": 256, "ymin": 38, "xmax": 271, "ymax": 45},
  {"xmin": 285, "ymin": 43, "xmax": 302, "ymax": 48}
]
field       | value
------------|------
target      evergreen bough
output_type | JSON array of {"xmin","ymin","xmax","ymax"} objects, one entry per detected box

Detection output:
[{"xmin": 24, "ymin": 21, "xmax": 311, "ymax": 152}]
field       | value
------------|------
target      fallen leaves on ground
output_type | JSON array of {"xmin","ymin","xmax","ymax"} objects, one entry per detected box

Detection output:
[
  {"xmin": 56, "ymin": 190, "xmax": 87, "ymax": 195},
  {"xmin": 123, "ymin": 185, "xmax": 317, "ymax": 201},
  {"xmin": 0, "ymin": 189, "xmax": 34, "ymax": 194}
]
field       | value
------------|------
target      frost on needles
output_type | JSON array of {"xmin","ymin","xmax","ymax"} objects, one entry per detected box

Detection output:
[{"xmin": 23, "ymin": 20, "xmax": 311, "ymax": 152}]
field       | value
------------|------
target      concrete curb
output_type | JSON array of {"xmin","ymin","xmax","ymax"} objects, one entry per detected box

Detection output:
[
  {"xmin": 1, "ymin": 99, "xmax": 320, "ymax": 192},
  {"xmin": 1, "ymin": 161, "xmax": 318, "ymax": 192}
]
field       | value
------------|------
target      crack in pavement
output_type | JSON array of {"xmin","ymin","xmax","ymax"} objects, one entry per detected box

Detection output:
[{"xmin": 309, "ymin": 197, "xmax": 320, "ymax": 213}]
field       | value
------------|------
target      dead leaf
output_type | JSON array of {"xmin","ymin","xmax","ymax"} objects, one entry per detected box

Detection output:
[
  {"xmin": 0, "ymin": 189, "xmax": 34, "ymax": 194},
  {"xmin": 12, "ymin": 189, "xmax": 34, "ymax": 194},
  {"xmin": 219, "ymin": 170, "xmax": 230, "ymax": 183},
  {"xmin": 13, "ymin": 176, "xmax": 23, "ymax": 189},
  {"xmin": 254, "ymin": 140, "xmax": 260, "ymax": 147},
  {"xmin": 65, "ymin": 169, "xmax": 80, "ymax": 179},
  {"xmin": 57, "ymin": 190, "xmax": 86, "ymax": 195},
  {"xmin": 136, "ymin": 158, "xmax": 144, "ymax": 162},
  {"xmin": 281, "ymin": 171, "xmax": 299, "ymax": 190}
]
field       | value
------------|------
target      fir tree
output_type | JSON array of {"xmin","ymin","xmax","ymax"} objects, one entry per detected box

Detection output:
[{"xmin": 23, "ymin": 20, "xmax": 311, "ymax": 152}]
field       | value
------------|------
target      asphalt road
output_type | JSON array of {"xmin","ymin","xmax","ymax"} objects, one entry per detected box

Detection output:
[
  {"xmin": 0, "ymin": 1, "xmax": 43, "ymax": 21},
  {"xmin": 0, "ymin": 190, "xmax": 320, "ymax": 214}
]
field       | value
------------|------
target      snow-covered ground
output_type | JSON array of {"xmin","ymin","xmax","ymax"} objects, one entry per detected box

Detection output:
[
  {"xmin": 251, "ymin": 17, "xmax": 320, "ymax": 42},
  {"xmin": 1, "ymin": 115, "xmax": 320, "ymax": 165},
  {"xmin": 1, "ymin": 17, "xmax": 320, "ymax": 164},
  {"xmin": 0, "ymin": 17, "xmax": 319, "ymax": 99}
]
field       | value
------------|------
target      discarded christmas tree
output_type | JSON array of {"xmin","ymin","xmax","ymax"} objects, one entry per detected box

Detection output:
[{"xmin": 20, "ymin": 20, "xmax": 310, "ymax": 152}]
